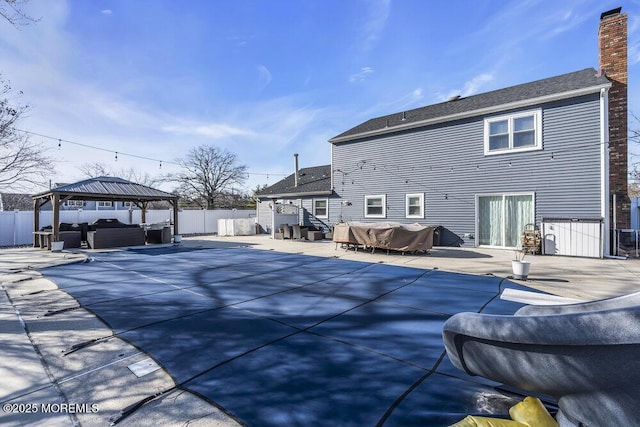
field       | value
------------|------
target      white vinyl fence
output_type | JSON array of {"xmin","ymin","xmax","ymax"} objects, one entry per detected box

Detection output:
[{"xmin": 0, "ymin": 209, "xmax": 255, "ymax": 247}]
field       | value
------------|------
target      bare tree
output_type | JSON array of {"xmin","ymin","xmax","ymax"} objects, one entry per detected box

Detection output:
[
  {"xmin": 77, "ymin": 162, "xmax": 161, "ymax": 188},
  {"xmin": 247, "ymin": 184, "xmax": 268, "ymax": 209},
  {"xmin": 166, "ymin": 145, "xmax": 247, "ymax": 209},
  {"xmin": 0, "ymin": 0, "xmax": 39, "ymax": 27},
  {"xmin": 77, "ymin": 162, "xmax": 112, "ymax": 179},
  {"xmin": 0, "ymin": 76, "xmax": 55, "ymax": 192}
]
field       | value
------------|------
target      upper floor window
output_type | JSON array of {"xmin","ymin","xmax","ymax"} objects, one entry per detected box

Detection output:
[
  {"xmin": 98, "ymin": 201, "xmax": 113, "ymax": 208},
  {"xmin": 365, "ymin": 195, "xmax": 386, "ymax": 218},
  {"xmin": 313, "ymin": 199, "xmax": 328, "ymax": 218},
  {"xmin": 484, "ymin": 110, "xmax": 542, "ymax": 155},
  {"xmin": 405, "ymin": 193, "xmax": 424, "ymax": 218}
]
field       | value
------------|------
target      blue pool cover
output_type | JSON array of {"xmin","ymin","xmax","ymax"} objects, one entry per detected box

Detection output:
[{"xmin": 42, "ymin": 247, "xmax": 538, "ymax": 426}]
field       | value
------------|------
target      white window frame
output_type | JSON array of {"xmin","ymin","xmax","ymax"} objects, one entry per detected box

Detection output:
[
  {"xmin": 484, "ymin": 109, "xmax": 542, "ymax": 155},
  {"xmin": 364, "ymin": 194, "xmax": 386, "ymax": 218},
  {"xmin": 313, "ymin": 198, "xmax": 328, "ymax": 218},
  {"xmin": 64, "ymin": 200, "xmax": 84, "ymax": 208},
  {"xmin": 405, "ymin": 193, "xmax": 424, "ymax": 219},
  {"xmin": 97, "ymin": 201, "xmax": 113, "ymax": 208}
]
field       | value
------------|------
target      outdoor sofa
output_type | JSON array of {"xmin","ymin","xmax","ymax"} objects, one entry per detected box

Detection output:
[{"xmin": 86, "ymin": 219, "xmax": 145, "ymax": 249}]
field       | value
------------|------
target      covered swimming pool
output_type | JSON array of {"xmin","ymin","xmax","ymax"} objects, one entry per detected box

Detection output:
[{"xmin": 41, "ymin": 246, "xmax": 540, "ymax": 426}]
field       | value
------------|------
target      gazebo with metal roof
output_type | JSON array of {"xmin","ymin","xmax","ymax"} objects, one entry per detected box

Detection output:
[{"xmin": 31, "ymin": 176, "xmax": 179, "ymax": 245}]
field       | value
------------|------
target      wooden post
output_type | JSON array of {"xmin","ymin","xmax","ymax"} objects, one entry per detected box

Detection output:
[
  {"xmin": 52, "ymin": 193, "xmax": 60, "ymax": 243},
  {"xmin": 172, "ymin": 200, "xmax": 179, "ymax": 236},
  {"xmin": 141, "ymin": 201, "xmax": 148, "ymax": 224}
]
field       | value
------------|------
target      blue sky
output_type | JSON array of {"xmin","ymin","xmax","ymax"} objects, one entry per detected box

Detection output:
[{"xmin": 1, "ymin": 0, "xmax": 639, "ymax": 193}]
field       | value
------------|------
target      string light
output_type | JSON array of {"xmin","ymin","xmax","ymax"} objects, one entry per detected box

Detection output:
[{"xmin": 14, "ymin": 128, "xmax": 286, "ymax": 178}]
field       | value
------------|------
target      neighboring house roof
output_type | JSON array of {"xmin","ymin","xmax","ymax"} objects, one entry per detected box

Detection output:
[
  {"xmin": 330, "ymin": 68, "xmax": 611, "ymax": 143},
  {"xmin": 0, "ymin": 193, "xmax": 33, "ymax": 211},
  {"xmin": 258, "ymin": 165, "xmax": 332, "ymax": 198},
  {"xmin": 32, "ymin": 176, "xmax": 177, "ymax": 201}
]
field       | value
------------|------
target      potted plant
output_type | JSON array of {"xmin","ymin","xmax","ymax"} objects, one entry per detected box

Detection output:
[{"xmin": 512, "ymin": 248, "xmax": 530, "ymax": 280}]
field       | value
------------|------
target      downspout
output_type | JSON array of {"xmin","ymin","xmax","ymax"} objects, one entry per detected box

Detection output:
[{"xmin": 600, "ymin": 87, "xmax": 610, "ymax": 256}]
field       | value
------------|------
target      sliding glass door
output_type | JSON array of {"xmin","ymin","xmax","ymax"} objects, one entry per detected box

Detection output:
[{"xmin": 477, "ymin": 194, "xmax": 534, "ymax": 248}]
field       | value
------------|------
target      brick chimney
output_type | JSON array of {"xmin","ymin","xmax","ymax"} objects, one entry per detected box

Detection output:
[{"xmin": 599, "ymin": 7, "xmax": 629, "ymax": 229}]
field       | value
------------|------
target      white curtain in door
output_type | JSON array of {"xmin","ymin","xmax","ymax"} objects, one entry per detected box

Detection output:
[
  {"xmin": 478, "ymin": 196, "xmax": 503, "ymax": 246},
  {"xmin": 505, "ymin": 195, "xmax": 533, "ymax": 247}
]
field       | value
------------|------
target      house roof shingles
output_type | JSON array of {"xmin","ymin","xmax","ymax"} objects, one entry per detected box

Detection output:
[
  {"xmin": 330, "ymin": 68, "xmax": 611, "ymax": 143},
  {"xmin": 258, "ymin": 165, "xmax": 332, "ymax": 198}
]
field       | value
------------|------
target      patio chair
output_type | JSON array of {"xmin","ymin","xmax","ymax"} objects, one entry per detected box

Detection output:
[
  {"xmin": 282, "ymin": 224, "xmax": 292, "ymax": 239},
  {"xmin": 292, "ymin": 224, "xmax": 307, "ymax": 240},
  {"xmin": 442, "ymin": 291, "xmax": 640, "ymax": 426}
]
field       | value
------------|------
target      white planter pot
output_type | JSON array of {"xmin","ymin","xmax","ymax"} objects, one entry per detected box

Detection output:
[
  {"xmin": 173, "ymin": 234, "xmax": 182, "ymax": 244},
  {"xmin": 512, "ymin": 260, "xmax": 531, "ymax": 280},
  {"xmin": 51, "ymin": 241, "xmax": 64, "ymax": 252}
]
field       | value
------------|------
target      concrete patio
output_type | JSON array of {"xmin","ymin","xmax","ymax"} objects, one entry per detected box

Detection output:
[{"xmin": 1, "ymin": 234, "xmax": 639, "ymax": 426}]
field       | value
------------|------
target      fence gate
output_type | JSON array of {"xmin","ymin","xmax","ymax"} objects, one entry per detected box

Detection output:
[{"xmin": 272, "ymin": 203, "xmax": 299, "ymax": 237}]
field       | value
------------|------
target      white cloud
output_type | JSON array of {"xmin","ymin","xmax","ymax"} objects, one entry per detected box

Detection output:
[
  {"xmin": 359, "ymin": 0, "xmax": 390, "ymax": 52},
  {"xmin": 257, "ymin": 64, "xmax": 272, "ymax": 89},
  {"xmin": 389, "ymin": 88, "xmax": 424, "ymax": 111},
  {"xmin": 541, "ymin": 8, "xmax": 590, "ymax": 40},
  {"xmin": 101, "ymin": 9, "xmax": 113, "ymax": 15},
  {"xmin": 162, "ymin": 123, "xmax": 256, "ymax": 139},
  {"xmin": 460, "ymin": 73, "xmax": 493, "ymax": 97},
  {"xmin": 440, "ymin": 73, "xmax": 493, "ymax": 101},
  {"xmin": 349, "ymin": 67, "xmax": 374, "ymax": 83}
]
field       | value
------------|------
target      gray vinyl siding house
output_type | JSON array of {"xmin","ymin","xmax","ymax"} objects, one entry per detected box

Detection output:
[
  {"xmin": 256, "ymin": 165, "xmax": 334, "ymax": 234},
  {"xmin": 328, "ymin": 68, "xmax": 611, "ymax": 249}
]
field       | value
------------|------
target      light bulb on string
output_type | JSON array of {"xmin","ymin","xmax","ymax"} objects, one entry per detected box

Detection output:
[{"xmin": 115, "ymin": 152, "xmax": 118, "ymax": 161}]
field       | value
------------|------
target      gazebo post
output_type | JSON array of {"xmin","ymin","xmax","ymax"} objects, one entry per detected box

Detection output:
[
  {"xmin": 141, "ymin": 201, "xmax": 148, "ymax": 224},
  {"xmin": 52, "ymin": 193, "xmax": 60, "ymax": 242},
  {"xmin": 172, "ymin": 200, "xmax": 179, "ymax": 236}
]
